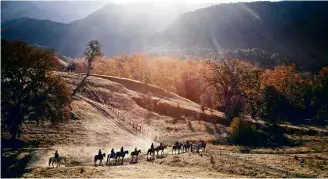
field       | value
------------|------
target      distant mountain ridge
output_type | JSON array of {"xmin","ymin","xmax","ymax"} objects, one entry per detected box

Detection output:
[
  {"xmin": 1, "ymin": 1, "xmax": 108, "ymax": 23},
  {"xmin": 148, "ymin": 1, "xmax": 328, "ymax": 71},
  {"xmin": 1, "ymin": 1, "xmax": 328, "ymax": 71}
]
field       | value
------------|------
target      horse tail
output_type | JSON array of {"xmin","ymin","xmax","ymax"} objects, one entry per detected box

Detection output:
[{"xmin": 49, "ymin": 157, "xmax": 52, "ymax": 167}]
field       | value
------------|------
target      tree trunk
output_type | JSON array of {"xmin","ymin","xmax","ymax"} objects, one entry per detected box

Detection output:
[
  {"xmin": 87, "ymin": 61, "xmax": 92, "ymax": 76},
  {"xmin": 10, "ymin": 105, "xmax": 21, "ymax": 141},
  {"xmin": 10, "ymin": 124, "xmax": 18, "ymax": 141},
  {"xmin": 71, "ymin": 75, "xmax": 89, "ymax": 97}
]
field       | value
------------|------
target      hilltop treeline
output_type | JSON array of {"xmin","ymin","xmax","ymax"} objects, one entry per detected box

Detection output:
[{"xmin": 70, "ymin": 54, "xmax": 328, "ymax": 125}]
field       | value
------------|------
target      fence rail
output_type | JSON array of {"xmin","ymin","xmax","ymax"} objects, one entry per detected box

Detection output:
[{"xmin": 84, "ymin": 81, "xmax": 152, "ymax": 136}]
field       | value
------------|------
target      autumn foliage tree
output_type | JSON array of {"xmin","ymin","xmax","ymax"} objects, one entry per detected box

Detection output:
[
  {"xmin": 1, "ymin": 40, "xmax": 71, "ymax": 140},
  {"xmin": 74, "ymin": 53, "xmax": 327, "ymax": 125}
]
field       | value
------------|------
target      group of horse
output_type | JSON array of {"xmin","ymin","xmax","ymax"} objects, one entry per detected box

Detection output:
[
  {"xmin": 146, "ymin": 140, "xmax": 207, "ymax": 159},
  {"xmin": 49, "ymin": 140, "xmax": 207, "ymax": 167}
]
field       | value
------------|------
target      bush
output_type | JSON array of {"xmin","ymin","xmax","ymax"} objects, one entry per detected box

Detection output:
[{"xmin": 228, "ymin": 117, "xmax": 265, "ymax": 146}]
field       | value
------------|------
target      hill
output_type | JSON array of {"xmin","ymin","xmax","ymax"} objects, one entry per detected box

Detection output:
[
  {"xmin": 0, "ymin": 1, "xmax": 108, "ymax": 23},
  {"xmin": 2, "ymin": 72, "xmax": 328, "ymax": 178},
  {"xmin": 149, "ymin": 1, "xmax": 328, "ymax": 71},
  {"xmin": 1, "ymin": 71, "xmax": 225, "ymax": 177},
  {"xmin": 2, "ymin": 2, "xmax": 328, "ymax": 71},
  {"xmin": 1, "ymin": 2, "xmax": 212, "ymax": 58}
]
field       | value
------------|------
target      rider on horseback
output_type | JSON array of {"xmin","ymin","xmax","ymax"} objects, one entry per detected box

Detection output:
[
  {"xmin": 134, "ymin": 147, "xmax": 138, "ymax": 153},
  {"xmin": 160, "ymin": 142, "xmax": 163, "ymax": 147},
  {"xmin": 111, "ymin": 148, "xmax": 115, "ymax": 155},
  {"xmin": 175, "ymin": 141, "xmax": 179, "ymax": 146},
  {"xmin": 121, "ymin": 146, "xmax": 124, "ymax": 153},
  {"xmin": 98, "ymin": 149, "xmax": 102, "ymax": 156},
  {"xmin": 151, "ymin": 143, "xmax": 154, "ymax": 150},
  {"xmin": 54, "ymin": 150, "xmax": 59, "ymax": 159}
]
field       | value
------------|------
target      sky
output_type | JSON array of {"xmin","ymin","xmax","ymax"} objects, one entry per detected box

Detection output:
[{"xmin": 6, "ymin": 0, "xmax": 277, "ymax": 3}]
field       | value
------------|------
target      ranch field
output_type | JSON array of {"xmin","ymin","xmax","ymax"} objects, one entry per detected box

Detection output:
[{"xmin": 2, "ymin": 73, "xmax": 328, "ymax": 178}]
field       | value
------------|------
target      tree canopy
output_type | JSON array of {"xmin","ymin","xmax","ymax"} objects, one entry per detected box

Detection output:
[{"xmin": 1, "ymin": 40, "xmax": 71, "ymax": 140}]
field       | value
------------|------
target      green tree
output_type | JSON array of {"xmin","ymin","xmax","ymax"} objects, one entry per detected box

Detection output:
[
  {"xmin": 1, "ymin": 40, "xmax": 71, "ymax": 140},
  {"xmin": 84, "ymin": 40, "xmax": 103, "ymax": 76}
]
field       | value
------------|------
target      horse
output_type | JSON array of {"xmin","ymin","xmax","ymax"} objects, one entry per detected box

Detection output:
[
  {"xmin": 183, "ymin": 142, "xmax": 192, "ymax": 152},
  {"xmin": 107, "ymin": 152, "xmax": 116, "ymax": 165},
  {"xmin": 172, "ymin": 143, "xmax": 183, "ymax": 155},
  {"xmin": 49, "ymin": 156, "xmax": 67, "ymax": 167},
  {"xmin": 155, "ymin": 145, "xmax": 167, "ymax": 157},
  {"xmin": 191, "ymin": 143, "xmax": 199, "ymax": 153},
  {"xmin": 192, "ymin": 141, "xmax": 207, "ymax": 155},
  {"xmin": 130, "ymin": 150, "xmax": 141, "ymax": 163},
  {"xmin": 94, "ymin": 153, "xmax": 106, "ymax": 165},
  {"xmin": 200, "ymin": 141, "xmax": 207, "ymax": 152},
  {"xmin": 115, "ymin": 150, "xmax": 129, "ymax": 165},
  {"xmin": 147, "ymin": 148, "xmax": 155, "ymax": 160}
]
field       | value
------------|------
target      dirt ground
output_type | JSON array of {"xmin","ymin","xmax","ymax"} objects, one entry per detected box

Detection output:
[{"xmin": 2, "ymin": 73, "xmax": 328, "ymax": 178}]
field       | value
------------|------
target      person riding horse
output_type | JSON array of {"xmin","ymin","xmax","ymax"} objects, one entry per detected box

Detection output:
[
  {"xmin": 54, "ymin": 150, "xmax": 59, "ymax": 160},
  {"xmin": 111, "ymin": 148, "xmax": 115, "ymax": 156},
  {"xmin": 151, "ymin": 143, "xmax": 154, "ymax": 151},
  {"xmin": 98, "ymin": 149, "xmax": 102, "ymax": 156},
  {"xmin": 121, "ymin": 146, "xmax": 124, "ymax": 153}
]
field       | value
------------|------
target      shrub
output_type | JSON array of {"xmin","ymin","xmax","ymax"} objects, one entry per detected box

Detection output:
[{"xmin": 228, "ymin": 117, "xmax": 265, "ymax": 146}]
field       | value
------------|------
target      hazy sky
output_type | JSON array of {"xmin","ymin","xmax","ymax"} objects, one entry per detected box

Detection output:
[
  {"xmin": 104, "ymin": 0, "xmax": 276, "ymax": 3},
  {"xmin": 25, "ymin": 0, "xmax": 277, "ymax": 3}
]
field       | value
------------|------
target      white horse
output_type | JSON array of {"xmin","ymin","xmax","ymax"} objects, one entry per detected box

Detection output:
[{"xmin": 48, "ymin": 156, "xmax": 67, "ymax": 167}]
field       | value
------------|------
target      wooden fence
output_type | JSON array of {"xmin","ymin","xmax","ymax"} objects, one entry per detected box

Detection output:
[{"xmin": 84, "ymin": 80, "xmax": 153, "ymax": 136}]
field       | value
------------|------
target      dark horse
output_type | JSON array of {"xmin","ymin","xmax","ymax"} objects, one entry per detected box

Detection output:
[
  {"xmin": 115, "ymin": 151, "xmax": 129, "ymax": 165},
  {"xmin": 183, "ymin": 142, "xmax": 192, "ymax": 152},
  {"xmin": 172, "ymin": 143, "xmax": 183, "ymax": 155},
  {"xmin": 193, "ymin": 141, "xmax": 207, "ymax": 155},
  {"xmin": 199, "ymin": 141, "xmax": 207, "ymax": 152},
  {"xmin": 94, "ymin": 153, "xmax": 106, "ymax": 165},
  {"xmin": 130, "ymin": 150, "xmax": 141, "ymax": 163},
  {"xmin": 107, "ymin": 153, "xmax": 116, "ymax": 164},
  {"xmin": 155, "ymin": 145, "xmax": 167, "ymax": 157},
  {"xmin": 49, "ymin": 156, "xmax": 66, "ymax": 167},
  {"xmin": 147, "ymin": 148, "xmax": 155, "ymax": 160}
]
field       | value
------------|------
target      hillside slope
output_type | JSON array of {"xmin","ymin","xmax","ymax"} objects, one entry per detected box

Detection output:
[
  {"xmin": 1, "ymin": 72, "xmax": 225, "ymax": 176},
  {"xmin": 148, "ymin": 1, "xmax": 328, "ymax": 71},
  {"xmin": 2, "ymin": 1, "xmax": 328, "ymax": 71}
]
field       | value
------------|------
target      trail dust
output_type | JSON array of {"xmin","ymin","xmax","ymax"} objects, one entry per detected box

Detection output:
[{"xmin": 2, "ymin": 72, "xmax": 227, "ymax": 177}]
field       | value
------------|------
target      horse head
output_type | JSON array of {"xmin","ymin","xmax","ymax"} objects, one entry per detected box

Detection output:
[
  {"xmin": 125, "ymin": 150, "xmax": 129, "ymax": 154},
  {"xmin": 103, "ymin": 153, "xmax": 106, "ymax": 157},
  {"xmin": 138, "ymin": 150, "xmax": 141, "ymax": 154}
]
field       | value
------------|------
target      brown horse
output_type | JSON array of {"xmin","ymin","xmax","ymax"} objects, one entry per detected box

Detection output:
[
  {"xmin": 49, "ymin": 156, "xmax": 66, "ymax": 167},
  {"xmin": 147, "ymin": 148, "xmax": 155, "ymax": 160},
  {"xmin": 183, "ymin": 142, "xmax": 192, "ymax": 152},
  {"xmin": 155, "ymin": 145, "xmax": 168, "ymax": 157},
  {"xmin": 94, "ymin": 153, "xmax": 106, "ymax": 165},
  {"xmin": 115, "ymin": 150, "xmax": 129, "ymax": 165},
  {"xmin": 172, "ymin": 142, "xmax": 183, "ymax": 155},
  {"xmin": 130, "ymin": 150, "xmax": 141, "ymax": 163}
]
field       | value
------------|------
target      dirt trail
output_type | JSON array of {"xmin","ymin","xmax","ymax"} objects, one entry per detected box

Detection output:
[{"xmin": 2, "ymin": 72, "xmax": 228, "ymax": 177}]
